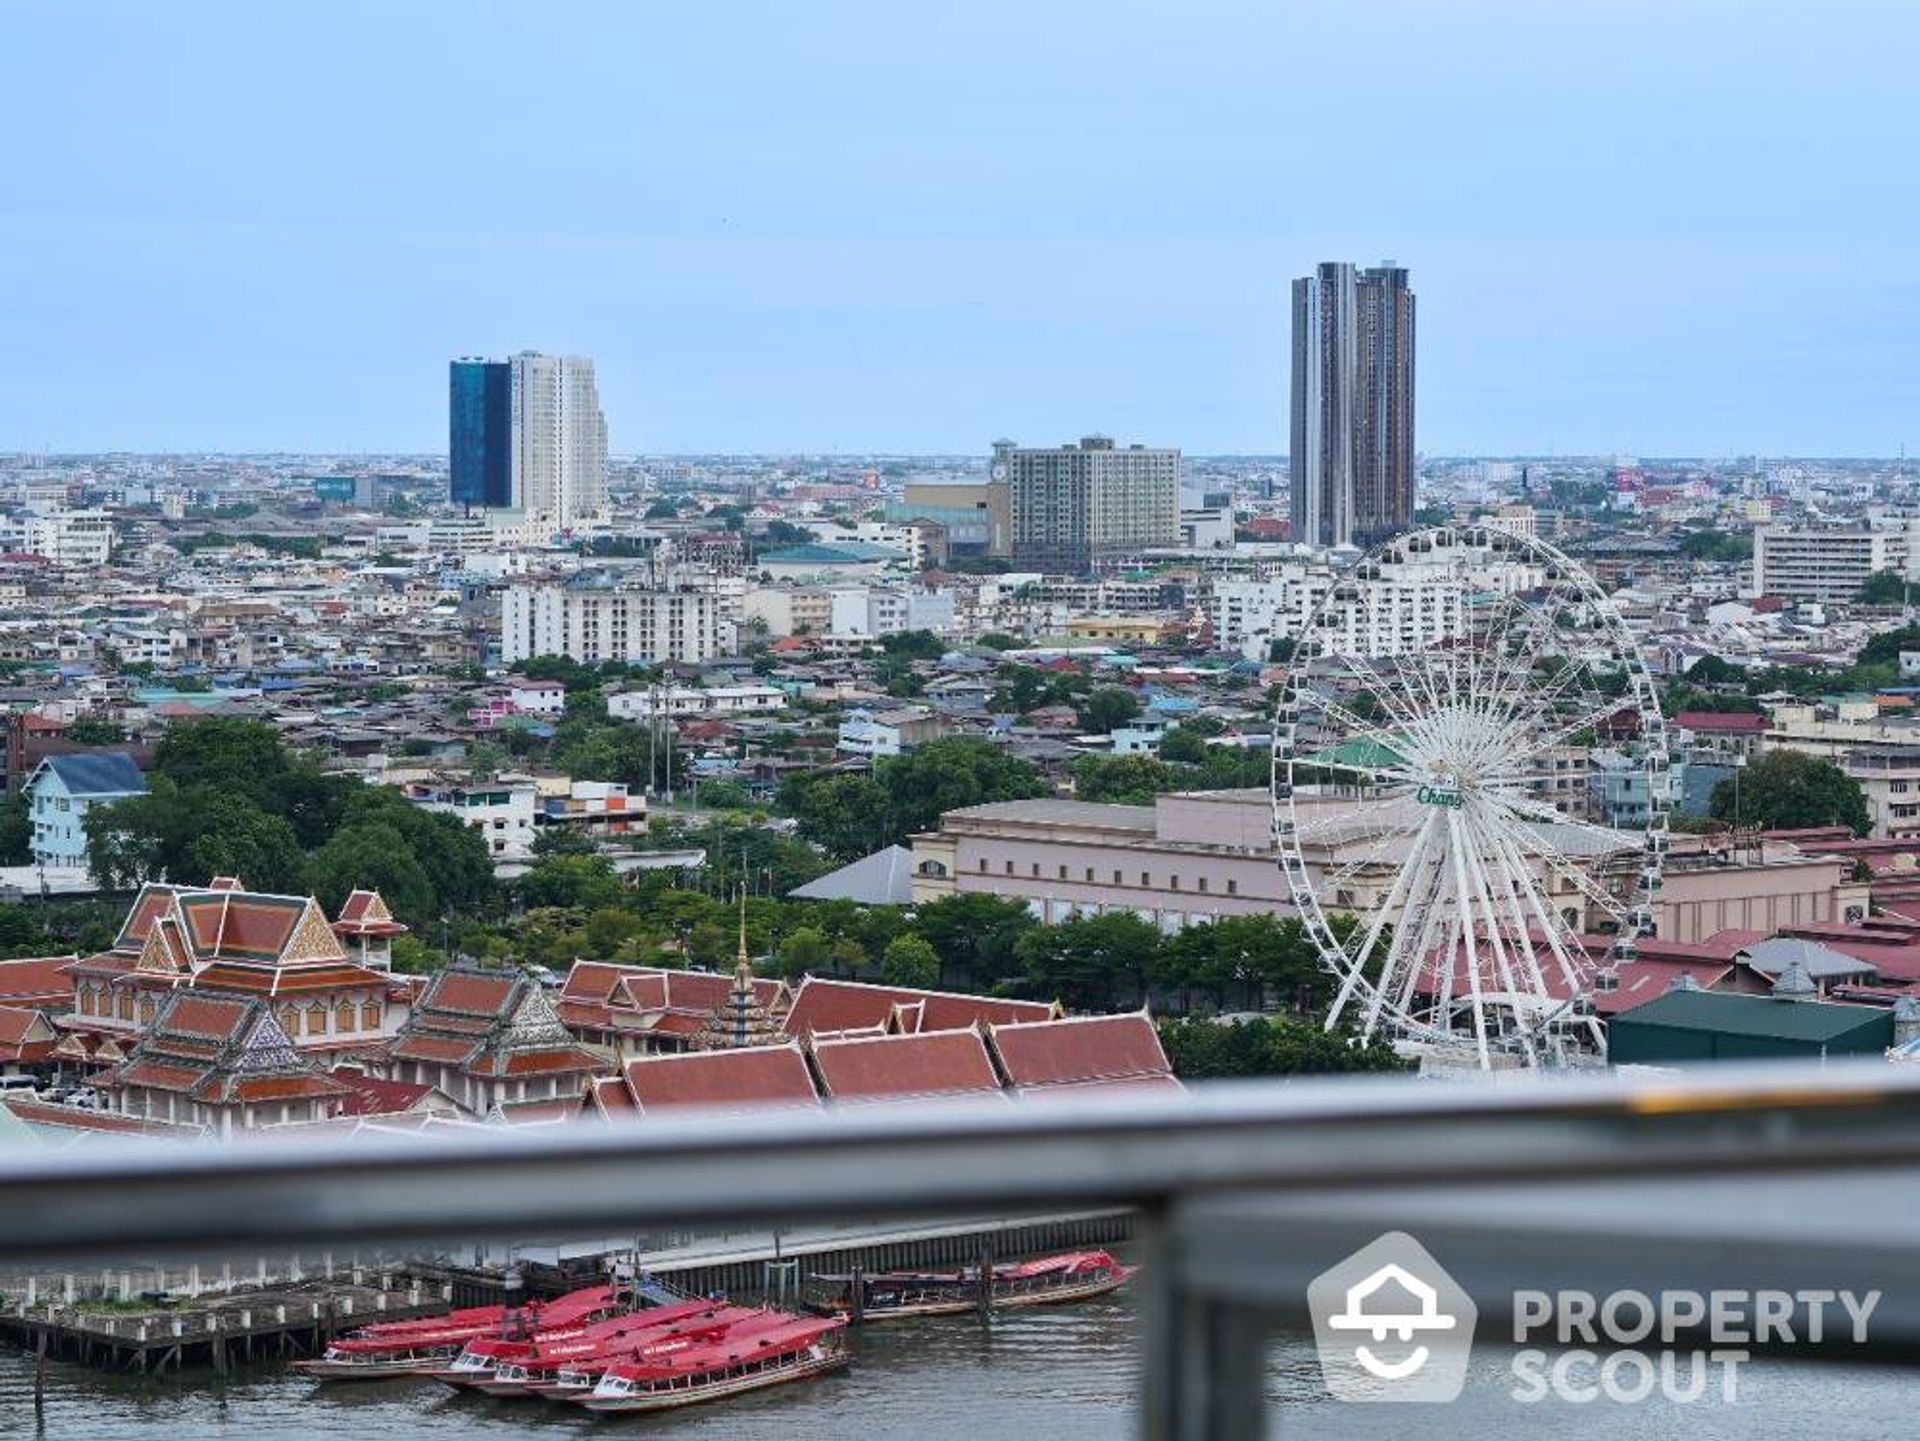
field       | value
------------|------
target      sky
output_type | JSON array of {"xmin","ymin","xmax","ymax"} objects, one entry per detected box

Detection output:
[{"xmin": 1, "ymin": 1, "xmax": 1915, "ymax": 457}]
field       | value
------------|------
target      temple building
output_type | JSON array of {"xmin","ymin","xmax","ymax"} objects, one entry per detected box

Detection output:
[
  {"xmin": 377, "ymin": 963, "xmax": 605, "ymax": 1115},
  {"xmin": 556, "ymin": 961, "xmax": 790, "ymax": 1060},
  {"xmin": 60, "ymin": 878, "xmax": 406, "ymax": 1066},
  {"xmin": 99, "ymin": 992, "xmax": 355, "ymax": 1134},
  {"xmin": 693, "ymin": 901, "xmax": 784, "ymax": 1051}
]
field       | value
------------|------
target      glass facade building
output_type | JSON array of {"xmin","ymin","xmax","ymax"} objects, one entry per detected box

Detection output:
[{"xmin": 449, "ymin": 359, "xmax": 513, "ymax": 508}]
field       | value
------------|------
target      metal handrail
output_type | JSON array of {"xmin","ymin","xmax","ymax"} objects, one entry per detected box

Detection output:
[{"xmin": 4, "ymin": 1060, "xmax": 1920, "ymax": 1257}]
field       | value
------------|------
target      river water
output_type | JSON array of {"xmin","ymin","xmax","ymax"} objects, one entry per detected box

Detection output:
[{"xmin": 3, "ymin": 1291, "xmax": 1911, "ymax": 1439}]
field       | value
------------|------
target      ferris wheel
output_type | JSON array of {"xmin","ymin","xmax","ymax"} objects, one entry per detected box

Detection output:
[{"xmin": 1270, "ymin": 525, "xmax": 1670, "ymax": 1070}]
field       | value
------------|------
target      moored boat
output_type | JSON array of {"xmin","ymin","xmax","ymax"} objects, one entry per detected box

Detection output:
[
  {"xmin": 472, "ymin": 1300, "xmax": 730, "ymax": 1398},
  {"xmin": 292, "ymin": 1288, "xmax": 620, "ymax": 1381},
  {"xmin": 521, "ymin": 1307, "xmax": 789, "ymax": 1400},
  {"xmin": 814, "ymin": 1250, "xmax": 1135, "ymax": 1321},
  {"xmin": 576, "ymin": 1316, "xmax": 850, "ymax": 1414}
]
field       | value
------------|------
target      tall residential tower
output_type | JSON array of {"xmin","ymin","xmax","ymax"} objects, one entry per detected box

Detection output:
[
  {"xmin": 1290, "ymin": 262, "xmax": 1415, "ymax": 549},
  {"xmin": 448, "ymin": 351, "xmax": 608, "ymax": 531}
]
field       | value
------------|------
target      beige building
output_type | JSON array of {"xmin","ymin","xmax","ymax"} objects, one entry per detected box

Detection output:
[{"xmin": 910, "ymin": 789, "xmax": 1868, "ymax": 945}]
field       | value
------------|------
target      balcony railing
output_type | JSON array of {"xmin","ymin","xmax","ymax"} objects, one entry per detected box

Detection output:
[{"xmin": 7, "ymin": 1062, "xmax": 1920, "ymax": 1437}]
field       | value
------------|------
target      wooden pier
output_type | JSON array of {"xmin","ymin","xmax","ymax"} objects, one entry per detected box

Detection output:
[{"xmin": 0, "ymin": 1274, "xmax": 448, "ymax": 1376}]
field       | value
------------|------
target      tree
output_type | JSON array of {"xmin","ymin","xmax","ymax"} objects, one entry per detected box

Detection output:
[
  {"xmin": 1683, "ymin": 654, "xmax": 1740, "ymax": 687},
  {"xmin": 1156, "ymin": 1016, "xmax": 1413, "ymax": 1079},
  {"xmin": 1071, "ymin": 754, "xmax": 1190, "ymax": 806},
  {"xmin": 1014, "ymin": 911, "xmax": 1162, "ymax": 1011},
  {"xmin": 780, "ymin": 738, "xmax": 1046, "ymax": 861},
  {"xmin": 1157, "ymin": 726, "xmax": 1210, "ymax": 765},
  {"xmin": 873, "ymin": 738, "xmax": 1048, "ymax": 842},
  {"xmin": 1074, "ymin": 686, "xmax": 1141, "ymax": 735},
  {"xmin": 880, "ymin": 934, "xmax": 940, "ymax": 989},
  {"xmin": 307, "ymin": 822, "xmax": 436, "ymax": 927},
  {"xmin": 911, "ymin": 892, "xmax": 1038, "ymax": 990},
  {"xmin": 977, "ymin": 633, "xmax": 1021, "ymax": 651},
  {"xmin": 1859, "ymin": 570, "xmax": 1908, "ymax": 606},
  {"xmin": 519, "ymin": 854, "xmax": 625, "ymax": 910},
  {"xmin": 1708, "ymin": 749, "xmax": 1870, "ymax": 835},
  {"xmin": 83, "ymin": 782, "xmax": 305, "ymax": 893},
  {"xmin": 695, "ymin": 779, "xmax": 752, "ymax": 811},
  {"xmin": 0, "ymin": 793, "xmax": 29, "ymax": 867},
  {"xmin": 64, "ymin": 718, "xmax": 126, "ymax": 745},
  {"xmin": 775, "ymin": 925, "xmax": 834, "ymax": 979},
  {"xmin": 1677, "ymin": 529, "xmax": 1753, "ymax": 564},
  {"xmin": 879, "ymin": 630, "xmax": 945, "ymax": 661}
]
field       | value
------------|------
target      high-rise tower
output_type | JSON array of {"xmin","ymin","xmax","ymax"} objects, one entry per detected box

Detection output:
[
  {"xmin": 448, "ymin": 359, "xmax": 512, "ymax": 509},
  {"xmin": 510, "ymin": 351, "xmax": 608, "ymax": 532},
  {"xmin": 1290, "ymin": 262, "xmax": 1415, "ymax": 548},
  {"xmin": 449, "ymin": 351, "xmax": 608, "ymax": 530}
]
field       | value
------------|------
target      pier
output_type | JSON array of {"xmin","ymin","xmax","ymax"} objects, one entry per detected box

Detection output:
[{"xmin": 0, "ymin": 1263, "xmax": 448, "ymax": 1376}]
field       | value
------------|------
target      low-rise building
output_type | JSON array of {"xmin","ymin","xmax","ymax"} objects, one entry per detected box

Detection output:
[
  {"xmin": 403, "ymin": 775, "xmax": 538, "ymax": 859},
  {"xmin": 23, "ymin": 752, "xmax": 147, "ymax": 869},
  {"xmin": 837, "ymin": 705, "xmax": 951, "ymax": 758}
]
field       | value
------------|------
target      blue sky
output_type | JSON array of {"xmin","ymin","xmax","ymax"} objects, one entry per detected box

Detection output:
[{"xmin": 2, "ymin": 1, "xmax": 1914, "ymax": 456}]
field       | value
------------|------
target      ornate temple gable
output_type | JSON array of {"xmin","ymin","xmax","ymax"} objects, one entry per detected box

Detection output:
[
  {"xmin": 234, "ymin": 1007, "xmax": 303, "ymax": 1073},
  {"xmin": 348, "ymin": 890, "xmax": 393, "ymax": 925},
  {"xmin": 114, "ymin": 883, "xmax": 183, "ymax": 953},
  {"xmin": 135, "ymin": 918, "xmax": 191, "ymax": 975},
  {"xmin": 501, "ymin": 983, "xmax": 577, "ymax": 1050},
  {"xmin": 285, "ymin": 899, "xmax": 350, "ymax": 964}
]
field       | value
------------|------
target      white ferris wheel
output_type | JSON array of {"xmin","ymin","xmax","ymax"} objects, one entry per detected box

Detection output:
[{"xmin": 1270, "ymin": 525, "xmax": 1670, "ymax": 1070}]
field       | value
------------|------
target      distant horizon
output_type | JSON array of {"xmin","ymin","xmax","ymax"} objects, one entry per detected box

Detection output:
[
  {"xmin": 2, "ymin": 449, "xmax": 1915, "ymax": 468},
  {"xmin": 4, "ymin": 5, "xmax": 1916, "ymax": 456}
]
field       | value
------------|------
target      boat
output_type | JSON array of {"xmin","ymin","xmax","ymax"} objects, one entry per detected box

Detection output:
[
  {"xmin": 522, "ymin": 1308, "xmax": 791, "ymax": 1401},
  {"xmin": 292, "ymin": 1286, "xmax": 621, "ymax": 1381},
  {"xmin": 423, "ymin": 1285, "xmax": 632, "ymax": 1389},
  {"xmin": 993, "ymin": 1251, "xmax": 1137, "ymax": 1309},
  {"xmin": 575, "ymin": 1316, "xmax": 850, "ymax": 1414},
  {"xmin": 814, "ymin": 1250, "xmax": 1135, "ymax": 1321},
  {"xmin": 470, "ymin": 1300, "xmax": 732, "ymax": 1398}
]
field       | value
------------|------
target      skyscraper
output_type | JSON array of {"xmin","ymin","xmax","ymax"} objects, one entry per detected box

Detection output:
[
  {"xmin": 1290, "ymin": 262, "xmax": 1415, "ymax": 549},
  {"xmin": 448, "ymin": 351, "xmax": 608, "ymax": 529},
  {"xmin": 998, "ymin": 435, "xmax": 1180, "ymax": 573},
  {"xmin": 449, "ymin": 359, "xmax": 512, "ymax": 509},
  {"xmin": 511, "ymin": 351, "xmax": 608, "ymax": 532}
]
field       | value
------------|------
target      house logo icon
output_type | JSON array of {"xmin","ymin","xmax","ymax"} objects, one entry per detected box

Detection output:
[{"xmin": 1308, "ymin": 1232, "xmax": 1477, "ymax": 1402}]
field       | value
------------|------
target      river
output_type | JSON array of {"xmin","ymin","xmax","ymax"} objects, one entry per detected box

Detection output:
[{"xmin": 3, "ymin": 1292, "xmax": 1911, "ymax": 1439}]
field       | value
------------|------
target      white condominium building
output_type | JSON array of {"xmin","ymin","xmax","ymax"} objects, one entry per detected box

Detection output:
[
  {"xmin": 510, "ymin": 351, "xmax": 608, "ymax": 531},
  {"xmin": 502, "ymin": 582, "xmax": 720, "ymax": 665},
  {"xmin": 1753, "ymin": 525, "xmax": 1915, "ymax": 606}
]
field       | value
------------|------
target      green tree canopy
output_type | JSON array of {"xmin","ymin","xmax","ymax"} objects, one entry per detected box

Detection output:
[
  {"xmin": 519, "ymin": 853, "xmax": 626, "ymax": 911},
  {"xmin": 1074, "ymin": 686, "xmax": 1142, "ymax": 735},
  {"xmin": 1708, "ymin": 749, "xmax": 1870, "ymax": 835},
  {"xmin": 1859, "ymin": 570, "xmax": 1909, "ymax": 605},
  {"xmin": 880, "ymin": 933, "xmax": 940, "ymax": 989},
  {"xmin": 1157, "ymin": 1016, "xmax": 1413, "ymax": 1079}
]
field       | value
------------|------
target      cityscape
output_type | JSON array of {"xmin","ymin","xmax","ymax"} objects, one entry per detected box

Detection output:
[{"xmin": 3, "ymin": 4, "xmax": 1920, "ymax": 1440}]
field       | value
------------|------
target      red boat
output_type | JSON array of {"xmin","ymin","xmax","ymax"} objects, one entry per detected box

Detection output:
[
  {"xmin": 293, "ymin": 1286, "xmax": 622, "ymax": 1381},
  {"xmin": 816, "ymin": 1250, "xmax": 1135, "ymax": 1321},
  {"xmin": 577, "ymin": 1315, "xmax": 850, "ymax": 1414},
  {"xmin": 424, "ymin": 1286, "xmax": 631, "ymax": 1389},
  {"xmin": 521, "ymin": 1307, "xmax": 791, "ymax": 1401},
  {"xmin": 471, "ymin": 1300, "xmax": 733, "ymax": 1398}
]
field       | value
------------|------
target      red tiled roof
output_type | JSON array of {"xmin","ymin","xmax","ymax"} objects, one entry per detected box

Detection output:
[
  {"xmin": 116, "ymin": 1059, "xmax": 209, "ymax": 1092},
  {"xmin": 190, "ymin": 961, "xmax": 388, "ymax": 996},
  {"xmin": 424, "ymin": 972, "xmax": 518, "ymax": 1017},
  {"xmin": 621, "ymin": 1046, "xmax": 819, "ymax": 1113},
  {"xmin": 328, "ymin": 1070, "xmax": 439, "ymax": 1116},
  {"xmin": 784, "ymin": 977, "xmax": 1055, "ymax": 1040},
  {"xmin": 0, "ymin": 1005, "xmax": 56, "ymax": 1062},
  {"xmin": 0, "ymin": 955, "xmax": 77, "ymax": 1008},
  {"xmin": 2, "ymin": 1099, "xmax": 193, "ymax": 1136},
  {"xmin": 219, "ymin": 1073, "xmax": 354, "ymax": 1103},
  {"xmin": 389, "ymin": 1033, "xmax": 477, "ymax": 1064},
  {"xmin": 158, "ymin": 995, "xmax": 251, "ymax": 1040},
  {"xmin": 987, "ymin": 1012, "xmax": 1174, "ymax": 1090},
  {"xmin": 812, "ymin": 1029, "xmax": 1001, "ymax": 1102},
  {"xmin": 1672, "ymin": 711, "xmax": 1768, "ymax": 734}
]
